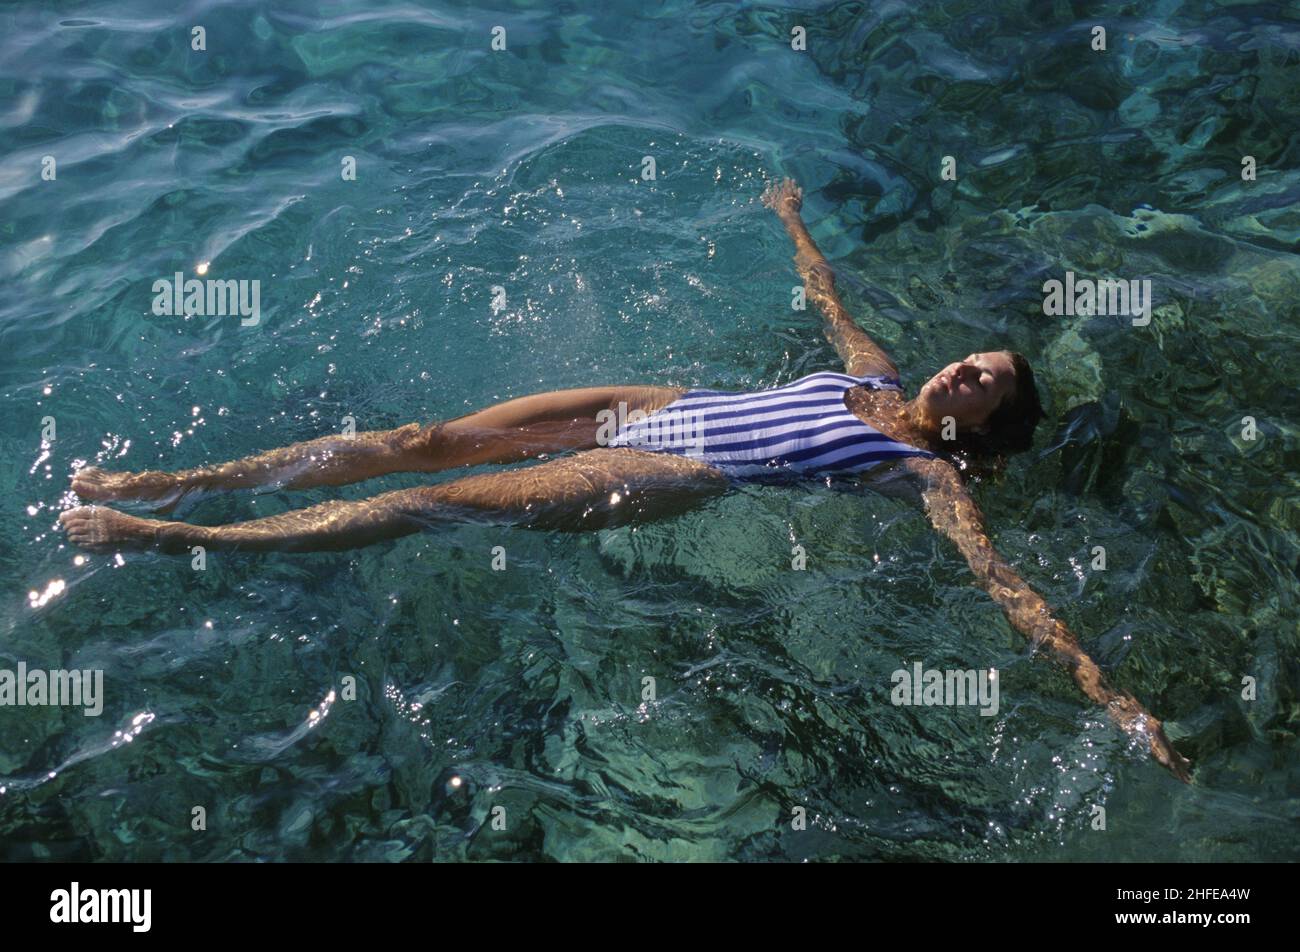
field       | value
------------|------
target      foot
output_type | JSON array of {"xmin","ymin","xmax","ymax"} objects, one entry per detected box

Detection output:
[
  {"xmin": 71, "ymin": 466, "xmax": 187, "ymax": 511},
  {"xmin": 59, "ymin": 506, "xmax": 160, "ymax": 552},
  {"xmin": 761, "ymin": 177, "xmax": 803, "ymax": 217}
]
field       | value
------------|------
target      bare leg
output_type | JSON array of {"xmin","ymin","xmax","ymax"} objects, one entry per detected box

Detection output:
[
  {"xmin": 70, "ymin": 384, "xmax": 686, "ymax": 507},
  {"xmin": 59, "ymin": 448, "xmax": 729, "ymax": 554}
]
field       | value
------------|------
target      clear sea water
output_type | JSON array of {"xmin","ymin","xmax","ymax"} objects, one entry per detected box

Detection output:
[{"xmin": 1, "ymin": 0, "xmax": 1297, "ymax": 862}]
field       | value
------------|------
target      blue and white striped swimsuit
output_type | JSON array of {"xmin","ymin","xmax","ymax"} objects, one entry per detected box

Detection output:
[{"xmin": 608, "ymin": 371, "xmax": 936, "ymax": 479}]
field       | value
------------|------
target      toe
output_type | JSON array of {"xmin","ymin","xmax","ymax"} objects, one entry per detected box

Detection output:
[
  {"xmin": 71, "ymin": 468, "xmax": 108, "ymax": 496},
  {"xmin": 59, "ymin": 507, "xmax": 86, "ymax": 526},
  {"xmin": 59, "ymin": 507, "xmax": 99, "ymax": 546}
]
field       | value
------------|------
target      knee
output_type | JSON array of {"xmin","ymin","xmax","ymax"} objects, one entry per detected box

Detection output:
[{"xmin": 401, "ymin": 421, "xmax": 446, "ymax": 455}]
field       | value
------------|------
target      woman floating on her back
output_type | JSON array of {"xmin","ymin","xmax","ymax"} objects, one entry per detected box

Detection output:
[{"xmin": 62, "ymin": 178, "xmax": 1191, "ymax": 781}]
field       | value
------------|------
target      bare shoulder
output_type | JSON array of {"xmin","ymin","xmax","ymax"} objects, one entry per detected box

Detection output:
[
  {"xmin": 844, "ymin": 382, "xmax": 906, "ymax": 414},
  {"xmin": 843, "ymin": 354, "xmax": 901, "ymax": 380},
  {"xmin": 855, "ymin": 455, "xmax": 960, "ymax": 503},
  {"xmin": 901, "ymin": 456, "xmax": 962, "ymax": 493}
]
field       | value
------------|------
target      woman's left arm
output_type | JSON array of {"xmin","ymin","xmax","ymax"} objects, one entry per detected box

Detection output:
[
  {"xmin": 761, "ymin": 178, "xmax": 900, "ymax": 379},
  {"xmin": 903, "ymin": 457, "xmax": 1192, "ymax": 782}
]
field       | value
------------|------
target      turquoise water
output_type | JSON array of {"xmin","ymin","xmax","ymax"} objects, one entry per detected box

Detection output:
[{"xmin": 1, "ymin": 0, "xmax": 1297, "ymax": 861}]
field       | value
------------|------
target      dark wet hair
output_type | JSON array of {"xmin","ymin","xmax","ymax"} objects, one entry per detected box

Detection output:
[{"xmin": 944, "ymin": 351, "xmax": 1045, "ymax": 468}]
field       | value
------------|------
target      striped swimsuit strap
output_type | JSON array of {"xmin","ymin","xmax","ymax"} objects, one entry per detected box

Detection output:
[{"xmin": 609, "ymin": 371, "xmax": 936, "ymax": 477}]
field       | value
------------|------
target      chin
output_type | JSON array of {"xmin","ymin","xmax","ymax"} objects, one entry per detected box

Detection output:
[{"xmin": 922, "ymin": 387, "xmax": 948, "ymax": 410}]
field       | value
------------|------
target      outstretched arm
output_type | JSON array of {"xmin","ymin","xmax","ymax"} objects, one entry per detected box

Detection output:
[
  {"xmin": 903, "ymin": 457, "xmax": 1192, "ymax": 781},
  {"xmin": 761, "ymin": 177, "xmax": 898, "ymax": 379}
]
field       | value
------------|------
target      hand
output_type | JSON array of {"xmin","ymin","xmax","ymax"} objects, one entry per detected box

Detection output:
[
  {"xmin": 1107, "ymin": 692, "xmax": 1192, "ymax": 783},
  {"xmin": 761, "ymin": 177, "xmax": 803, "ymax": 217}
]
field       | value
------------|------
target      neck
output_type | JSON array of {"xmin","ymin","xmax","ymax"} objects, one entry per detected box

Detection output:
[{"xmin": 900, "ymin": 398, "xmax": 944, "ymax": 441}]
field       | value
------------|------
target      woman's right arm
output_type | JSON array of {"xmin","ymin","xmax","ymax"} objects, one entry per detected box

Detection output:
[
  {"xmin": 761, "ymin": 177, "xmax": 899, "ymax": 379},
  {"xmin": 903, "ymin": 456, "xmax": 1192, "ymax": 781}
]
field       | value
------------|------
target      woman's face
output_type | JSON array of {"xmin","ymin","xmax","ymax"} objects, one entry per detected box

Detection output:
[{"xmin": 918, "ymin": 351, "xmax": 1018, "ymax": 429}]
